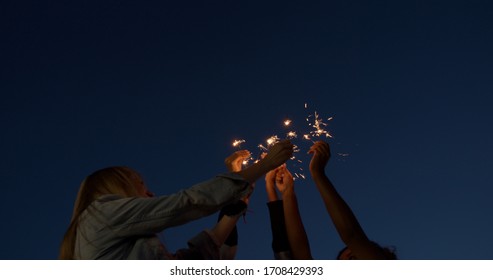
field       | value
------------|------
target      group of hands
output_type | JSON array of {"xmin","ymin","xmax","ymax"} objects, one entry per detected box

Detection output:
[{"xmin": 224, "ymin": 140, "xmax": 331, "ymax": 203}]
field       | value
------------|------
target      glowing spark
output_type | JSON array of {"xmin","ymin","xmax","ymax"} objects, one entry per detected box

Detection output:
[
  {"xmin": 293, "ymin": 144, "xmax": 300, "ymax": 153},
  {"xmin": 304, "ymin": 103, "xmax": 308, "ymax": 109},
  {"xmin": 242, "ymin": 156, "xmax": 254, "ymax": 165},
  {"xmin": 287, "ymin": 131, "xmax": 297, "ymax": 139},
  {"xmin": 232, "ymin": 139, "xmax": 245, "ymax": 147},
  {"xmin": 258, "ymin": 144, "xmax": 268, "ymax": 151},
  {"xmin": 338, "ymin": 153, "xmax": 350, "ymax": 157},
  {"xmin": 266, "ymin": 135, "xmax": 280, "ymax": 147},
  {"xmin": 303, "ymin": 134, "xmax": 311, "ymax": 140},
  {"xmin": 299, "ymin": 174, "xmax": 306, "ymax": 179},
  {"xmin": 284, "ymin": 119, "xmax": 292, "ymax": 126}
]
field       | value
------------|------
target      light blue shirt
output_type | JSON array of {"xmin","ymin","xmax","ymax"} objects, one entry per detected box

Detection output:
[{"xmin": 74, "ymin": 173, "xmax": 251, "ymax": 259}]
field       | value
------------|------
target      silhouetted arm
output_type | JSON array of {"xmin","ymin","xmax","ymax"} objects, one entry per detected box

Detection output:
[
  {"xmin": 309, "ymin": 141, "xmax": 386, "ymax": 259},
  {"xmin": 265, "ymin": 167, "xmax": 292, "ymax": 259},
  {"xmin": 277, "ymin": 166, "xmax": 313, "ymax": 260}
]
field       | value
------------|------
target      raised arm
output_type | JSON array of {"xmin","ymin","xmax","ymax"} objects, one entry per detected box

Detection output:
[
  {"xmin": 276, "ymin": 166, "xmax": 313, "ymax": 260},
  {"xmin": 265, "ymin": 166, "xmax": 292, "ymax": 259},
  {"xmin": 308, "ymin": 141, "xmax": 386, "ymax": 259}
]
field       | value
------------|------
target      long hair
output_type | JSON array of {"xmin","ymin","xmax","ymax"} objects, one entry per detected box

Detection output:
[{"xmin": 59, "ymin": 166, "xmax": 143, "ymax": 259}]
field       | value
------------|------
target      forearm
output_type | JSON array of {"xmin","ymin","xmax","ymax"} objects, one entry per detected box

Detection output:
[
  {"xmin": 282, "ymin": 188, "xmax": 312, "ymax": 260},
  {"xmin": 237, "ymin": 160, "xmax": 273, "ymax": 184},
  {"xmin": 211, "ymin": 215, "xmax": 241, "ymax": 245},
  {"xmin": 266, "ymin": 181, "xmax": 279, "ymax": 202},
  {"xmin": 311, "ymin": 171, "xmax": 368, "ymax": 245}
]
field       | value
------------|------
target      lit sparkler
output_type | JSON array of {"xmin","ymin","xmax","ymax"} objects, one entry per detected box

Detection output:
[
  {"xmin": 232, "ymin": 139, "xmax": 245, "ymax": 148},
  {"xmin": 305, "ymin": 111, "xmax": 333, "ymax": 139},
  {"xmin": 228, "ymin": 102, "xmax": 338, "ymax": 180}
]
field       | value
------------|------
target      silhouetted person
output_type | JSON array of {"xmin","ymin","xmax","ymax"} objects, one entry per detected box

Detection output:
[
  {"xmin": 308, "ymin": 141, "xmax": 396, "ymax": 259},
  {"xmin": 59, "ymin": 140, "xmax": 293, "ymax": 259}
]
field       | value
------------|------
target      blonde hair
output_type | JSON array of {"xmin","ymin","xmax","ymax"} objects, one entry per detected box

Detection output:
[{"xmin": 59, "ymin": 166, "xmax": 143, "ymax": 259}]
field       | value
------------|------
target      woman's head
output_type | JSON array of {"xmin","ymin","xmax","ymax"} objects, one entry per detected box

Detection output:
[
  {"xmin": 60, "ymin": 166, "xmax": 151, "ymax": 259},
  {"xmin": 336, "ymin": 242, "xmax": 397, "ymax": 260}
]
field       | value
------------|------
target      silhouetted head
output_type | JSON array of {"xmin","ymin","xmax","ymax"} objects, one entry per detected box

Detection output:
[
  {"xmin": 336, "ymin": 242, "xmax": 397, "ymax": 260},
  {"xmin": 60, "ymin": 166, "xmax": 153, "ymax": 259},
  {"xmin": 71, "ymin": 166, "xmax": 153, "ymax": 216}
]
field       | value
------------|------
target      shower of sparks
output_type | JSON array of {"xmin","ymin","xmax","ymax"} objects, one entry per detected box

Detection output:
[
  {"xmin": 232, "ymin": 139, "xmax": 245, "ymax": 148},
  {"xmin": 306, "ymin": 111, "xmax": 333, "ymax": 139},
  {"xmin": 228, "ymin": 102, "xmax": 338, "ymax": 180}
]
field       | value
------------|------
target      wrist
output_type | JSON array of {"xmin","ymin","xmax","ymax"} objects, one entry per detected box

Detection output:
[
  {"xmin": 311, "ymin": 171, "xmax": 329, "ymax": 184},
  {"xmin": 281, "ymin": 186, "xmax": 294, "ymax": 196},
  {"xmin": 220, "ymin": 200, "xmax": 248, "ymax": 217},
  {"xmin": 310, "ymin": 168, "xmax": 325, "ymax": 177}
]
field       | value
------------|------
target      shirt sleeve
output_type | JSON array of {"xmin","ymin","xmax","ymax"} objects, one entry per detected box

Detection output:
[
  {"xmin": 267, "ymin": 200, "xmax": 293, "ymax": 259},
  {"xmin": 92, "ymin": 173, "xmax": 251, "ymax": 237}
]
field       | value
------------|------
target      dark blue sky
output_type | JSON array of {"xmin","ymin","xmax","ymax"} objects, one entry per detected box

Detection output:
[{"xmin": 1, "ymin": 1, "xmax": 492, "ymax": 259}]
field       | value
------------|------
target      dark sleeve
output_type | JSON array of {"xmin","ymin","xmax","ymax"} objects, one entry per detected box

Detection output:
[
  {"xmin": 216, "ymin": 200, "xmax": 247, "ymax": 247},
  {"xmin": 267, "ymin": 200, "xmax": 292, "ymax": 258}
]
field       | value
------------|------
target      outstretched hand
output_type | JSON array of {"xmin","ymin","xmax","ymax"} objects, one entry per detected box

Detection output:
[
  {"xmin": 308, "ymin": 141, "xmax": 331, "ymax": 174},
  {"xmin": 225, "ymin": 150, "xmax": 251, "ymax": 172}
]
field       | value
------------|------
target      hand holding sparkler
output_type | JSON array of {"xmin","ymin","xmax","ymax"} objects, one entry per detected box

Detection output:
[
  {"xmin": 236, "ymin": 140, "xmax": 294, "ymax": 184},
  {"xmin": 276, "ymin": 165, "xmax": 313, "ymax": 260},
  {"xmin": 225, "ymin": 150, "xmax": 251, "ymax": 172},
  {"xmin": 308, "ymin": 140, "xmax": 331, "ymax": 175},
  {"xmin": 275, "ymin": 165, "xmax": 294, "ymax": 194}
]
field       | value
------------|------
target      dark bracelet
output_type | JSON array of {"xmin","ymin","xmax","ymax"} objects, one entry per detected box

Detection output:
[{"xmin": 220, "ymin": 200, "xmax": 248, "ymax": 217}]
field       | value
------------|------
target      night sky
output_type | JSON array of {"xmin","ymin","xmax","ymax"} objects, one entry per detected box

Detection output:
[{"xmin": 1, "ymin": 1, "xmax": 493, "ymax": 260}]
